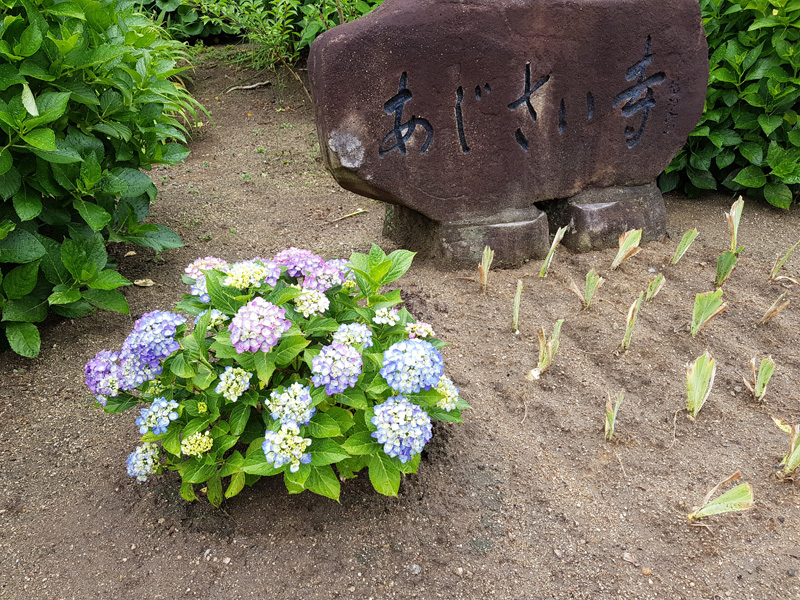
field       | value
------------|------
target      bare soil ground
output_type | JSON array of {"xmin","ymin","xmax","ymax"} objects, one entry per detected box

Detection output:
[{"xmin": 2, "ymin": 55, "xmax": 800, "ymax": 600}]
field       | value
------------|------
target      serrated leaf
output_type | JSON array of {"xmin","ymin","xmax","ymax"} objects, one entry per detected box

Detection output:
[
  {"xmin": 229, "ymin": 403, "xmax": 250, "ymax": 436},
  {"xmin": 82, "ymin": 288, "xmax": 129, "ymax": 313},
  {"xmin": 5, "ymin": 322, "xmax": 40, "ymax": 357},
  {"xmin": 272, "ymin": 335, "xmax": 311, "ymax": 367},
  {"xmin": 87, "ymin": 269, "xmax": 131, "ymax": 290},
  {"xmin": 306, "ymin": 412, "xmax": 341, "ymax": 438},
  {"xmin": 2, "ymin": 296, "xmax": 47, "ymax": 322},
  {"xmin": 3, "ymin": 260, "xmax": 40, "ymax": 299},
  {"xmin": 308, "ymin": 438, "xmax": 350, "ymax": 466},
  {"xmin": 225, "ymin": 471, "xmax": 246, "ymax": 499},
  {"xmin": 368, "ymin": 453, "xmax": 400, "ymax": 497},
  {"xmin": 48, "ymin": 287, "xmax": 81, "ymax": 305},
  {"xmin": 21, "ymin": 128, "xmax": 56, "ymax": 151},
  {"xmin": 305, "ymin": 464, "xmax": 340, "ymax": 501},
  {"xmin": 732, "ymin": 165, "xmax": 766, "ymax": 188},
  {"xmin": 12, "ymin": 187, "xmax": 42, "ymax": 221},
  {"xmin": 342, "ymin": 431, "xmax": 381, "ymax": 455}
]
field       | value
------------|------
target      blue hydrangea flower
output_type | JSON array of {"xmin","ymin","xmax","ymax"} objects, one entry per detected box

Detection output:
[
  {"xmin": 332, "ymin": 322, "xmax": 373, "ymax": 348},
  {"xmin": 311, "ymin": 342, "xmax": 362, "ymax": 395},
  {"xmin": 215, "ymin": 366, "xmax": 251, "ymax": 402},
  {"xmin": 371, "ymin": 395, "xmax": 432, "ymax": 463},
  {"xmin": 228, "ymin": 297, "xmax": 291, "ymax": 354},
  {"xmin": 126, "ymin": 442, "xmax": 160, "ymax": 482},
  {"xmin": 116, "ymin": 311, "xmax": 185, "ymax": 390},
  {"xmin": 224, "ymin": 259, "xmax": 281, "ymax": 289},
  {"xmin": 84, "ymin": 349, "xmax": 120, "ymax": 405},
  {"xmin": 266, "ymin": 382, "xmax": 316, "ymax": 427},
  {"xmin": 135, "ymin": 397, "xmax": 179, "ymax": 435},
  {"xmin": 262, "ymin": 424, "xmax": 312, "ymax": 473},
  {"xmin": 435, "ymin": 375, "xmax": 459, "ymax": 412},
  {"xmin": 293, "ymin": 287, "xmax": 330, "ymax": 318},
  {"xmin": 380, "ymin": 339, "xmax": 444, "ymax": 394}
]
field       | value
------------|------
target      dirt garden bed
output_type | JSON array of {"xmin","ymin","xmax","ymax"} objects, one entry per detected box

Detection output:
[{"xmin": 1, "ymin": 56, "xmax": 799, "ymax": 600}]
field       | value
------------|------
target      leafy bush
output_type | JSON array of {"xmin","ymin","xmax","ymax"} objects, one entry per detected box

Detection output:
[
  {"xmin": 660, "ymin": 0, "xmax": 800, "ymax": 208},
  {"xmin": 84, "ymin": 246, "xmax": 469, "ymax": 504},
  {"xmin": 0, "ymin": 0, "xmax": 202, "ymax": 357},
  {"xmin": 192, "ymin": 0, "xmax": 383, "ymax": 70},
  {"xmin": 144, "ymin": 0, "xmax": 231, "ymax": 39}
]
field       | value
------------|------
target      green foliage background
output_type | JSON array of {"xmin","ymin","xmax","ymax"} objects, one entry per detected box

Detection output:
[
  {"xmin": 0, "ymin": 0, "xmax": 202, "ymax": 357},
  {"xmin": 661, "ymin": 0, "xmax": 800, "ymax": 208}
]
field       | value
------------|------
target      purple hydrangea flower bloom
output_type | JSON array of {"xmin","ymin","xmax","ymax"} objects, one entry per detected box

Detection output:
[
  {"xmin": 332, "ymin": 322, "xmax": 373, "ymax": 348},
  {"xmin": 371, "ymin": 395, "xmax": 432, "ymax": 463},
  {"xmin": 311, "ymin": 342, "xmax": 362, "ymax": 395},
  {"xmin": 228, "ymin": 297, "xmax": 291, "ymax": 354},
  {"xmin": 85, "ymin": 349, "xmax": 120, "ymax": 405},
  {"xmin": 185, "ymin": 256, "xmax": 229, "ymax": 280},
  {"xmin": 380, "ymin": 339, "xmax": 444, "ymax": 394},
  {"xmin": 302, "ymin": 260, "xmax": 344, "ymax": 292},
  {"xmin": 185, "ymin": 257, "xmax": 229, "ymax": 303},
  {"xmin": 273, "ymin": 247, "xmax": 326, "ymax": 278},
  {"xmin": 135, "ymin": 397, "xmax": 179, "ymax": 435},
  {"xmin": 126, "ymin": 442, "xmax": 160, "ymax": 482},
  {"xmin": 116, "ymin": 311, "xmax": 185, "ymax": 390}
]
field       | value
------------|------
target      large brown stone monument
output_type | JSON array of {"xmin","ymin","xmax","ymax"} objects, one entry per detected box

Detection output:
[{"xmin": 309, "ymin": 0, "xmax": 708, "ymax": 266}]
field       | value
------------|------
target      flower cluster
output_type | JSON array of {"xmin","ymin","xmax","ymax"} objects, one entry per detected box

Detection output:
[
  {"xmin": 185, "ymin": 256, "xmax": 229, "ymax": 303},
  {"xmin": 228, "ymin": 297, "xmax": 291, "ymax": 354},
  {"xmin": 135, "ymin": 397, "xmax": 179, "ymax": 435},
  {"xmin": 274, "ymin": 247, "xmax": 325, "ymax": 278},
  {"xmin": 85, "ymin": 311, "xmax": 185, "ymax": 404},
  {"xmin": 224, "ymin": 259, "xmax": 280, "ymax": 289},
  {"xmin": 406, "ymin": 321, "xmax": 435, "ymax": 339},
  {"xmin": 311, "ymin": 342, "xmax": 363, "ymax": 395},
  {"xmin": 126, "ymin": 442, "xmax": 160, "ymax": 482},
  {"xmin": 293, "ymin": 287, "xmax": 330, "ymax": 318},
  {"xmin": 373, "ymin": 307, "xmax": 399, "ymax": 326},
  {"xmin": 332, "ymin": 323, "xmax": 373, "ymax": 348},
  {"xmin": 84, "ymin": 350, "xmax": 120, "ymax": 404},
  {"xmin": 380, "ymin": 339, "xmax": 444, "ymax": 394},
  {"xmin": 435, "ymin": 375, "xmax": 459, "ymax": 412},
  {"xmin": 215, "ymin": 366, "xmax": 251, "ymax": 402},
  {"xmin": 185, "ymin": 256, "xmax": 230, "ymax": 281},
  {"xmin": 266, "ymin": 383, "xmax": 316, "ymax": 427},
  {"xmin": 371, "ymin": 395, "xmax": 432, "ymax": 463},
  {"xmin": 262, "ymin": 424, "xmax": 312, "ymax": 473},
  {"xmin": 181, "ymin": 431, "xmax": 214, "ymax": 457},
  {"xmin": 195, "ymin": 308, "xmax": 229, "ymax": 328}
]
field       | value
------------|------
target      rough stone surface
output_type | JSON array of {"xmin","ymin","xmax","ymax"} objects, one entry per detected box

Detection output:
[
  {"xmin": 545, "ymin": 183, "xmax": 667, "ymax": 252},
  {"xmin": 384, "ymin": 205, "xmax": 550, "ymax": 268},
  {"xmin": 309, "ymin": 0, "xmax": 707, "ymax": 221},
  {"xmin": 309, "ymin": 0, "xmax": 707, "ymax": 264}
]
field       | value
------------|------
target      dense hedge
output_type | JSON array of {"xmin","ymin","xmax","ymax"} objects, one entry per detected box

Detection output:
[
  {"xmin": 0, "ymin": 0, "xmax": 202, "ymax": 357},
  {"xmin": 660, "ymin": 0, "xmax": 800, "ymax": 208}
]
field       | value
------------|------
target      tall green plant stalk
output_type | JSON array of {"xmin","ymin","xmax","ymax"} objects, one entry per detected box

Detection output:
[{"xmin": 478, "ymin": 245, "xmax": 494, "ymax": 294}]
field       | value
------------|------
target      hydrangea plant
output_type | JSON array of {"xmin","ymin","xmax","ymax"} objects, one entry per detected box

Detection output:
[{"xmin": 85, "ymin": 245, "xmax": 469, "ymax": 504}]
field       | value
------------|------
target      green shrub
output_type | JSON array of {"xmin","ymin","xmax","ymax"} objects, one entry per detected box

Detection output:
[
  {"xmin": 660, "ymin": 0, "xmax": 800, "ymax": 208},
  {"xmin": 0, "ymin": 0, "xmax": 202, "ymax": 357},
  {"xmin": 144, "ymin": 0, "xmax": 231, "ymax": 39},
  {"xmin": 193, "ymin": 0, "xmax": 383, "ymax": 70}
]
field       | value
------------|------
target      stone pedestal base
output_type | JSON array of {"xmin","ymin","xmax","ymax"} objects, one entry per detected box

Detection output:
[
  {"xmin": 383, "ymin": 205, "xmax": 550, "ymax": 268},
  {"xmin": 544, "ymin": 183, "xmax": 667, "ymax": 252}
]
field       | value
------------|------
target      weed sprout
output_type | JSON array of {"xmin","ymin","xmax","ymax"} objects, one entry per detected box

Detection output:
[
  {"xmin": 539, "ymin": 226, "xmax": 568, "ymax": 278},
  {"xmin": 687, "ymin": 472, "xmax": 754, "ymax": 523},
  {"xmin": 611, "ymin": 229, "xmax": 642, "ymax": 270}
]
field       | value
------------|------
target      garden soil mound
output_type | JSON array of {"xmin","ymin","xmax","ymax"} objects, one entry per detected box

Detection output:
[{"xmin": 2, "ymin": 56, "xmax": 799, "ymax": 600}]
